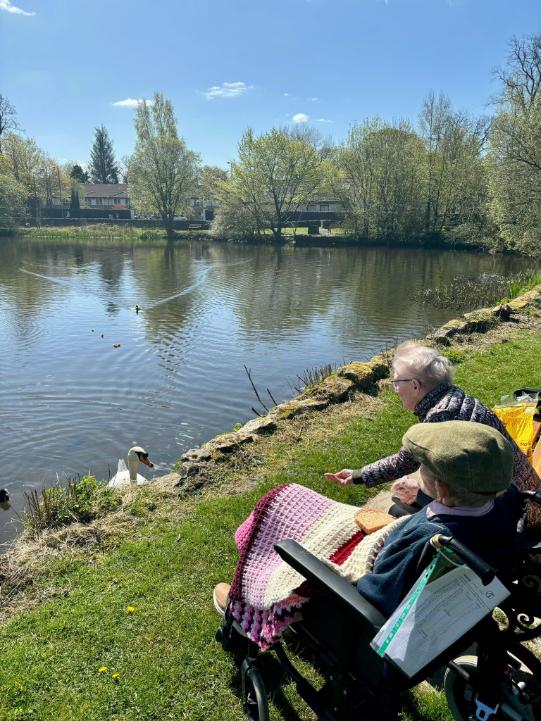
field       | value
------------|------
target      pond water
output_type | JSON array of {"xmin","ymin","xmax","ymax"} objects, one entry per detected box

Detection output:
[{"xmin": 0, "ymin": 238, "xmax": 532, "ymax": 542}]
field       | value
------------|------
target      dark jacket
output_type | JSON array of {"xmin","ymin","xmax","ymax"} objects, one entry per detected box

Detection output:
[{"xmin": 356, "ymin": 485, "xmax": 521, "ymax": 617}]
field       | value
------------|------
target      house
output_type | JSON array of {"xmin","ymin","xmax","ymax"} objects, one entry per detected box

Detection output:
[{"xmin": 82, "ymin": 184, "xmax": 130, "ymax": 210}]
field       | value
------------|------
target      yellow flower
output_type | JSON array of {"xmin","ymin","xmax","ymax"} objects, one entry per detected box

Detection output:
[
  {"xmin": 112, "ymin": 672, "xmax": 121, "ymax": 681},
  {"xmin": 98, "ymin": 666, "xmax": 108, "ymax": 673},
  {"xmin": 126, "ymin": 605, "xmax": 137, "ymax": 613}
]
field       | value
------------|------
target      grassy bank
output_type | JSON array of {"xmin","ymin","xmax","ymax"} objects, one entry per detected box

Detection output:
[
  {"xmin": 12, "ymin": 224, "xmax": 502, "ymax": 253},
  {"xmin": 15, "ymin": 225, "xmax": 211, "ymax": 243},
  {"xmin": 1, "ymin": 328, "xmax": 541, "ymax": 720}
]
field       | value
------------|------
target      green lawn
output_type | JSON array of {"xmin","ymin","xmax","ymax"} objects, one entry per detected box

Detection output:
[{"xmin": 1, "ymin": 332, "xmax": 540, "ymax": 721}]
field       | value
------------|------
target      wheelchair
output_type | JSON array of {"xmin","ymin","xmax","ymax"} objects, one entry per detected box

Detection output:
[{"xmin": 217, "ymin": 490, "xmax": 541, "ymax": 721}]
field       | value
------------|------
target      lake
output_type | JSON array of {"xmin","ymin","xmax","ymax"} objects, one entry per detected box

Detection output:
[{"xmin": 0, "ymin": 237, "xmax": 532, "ymax": 543}]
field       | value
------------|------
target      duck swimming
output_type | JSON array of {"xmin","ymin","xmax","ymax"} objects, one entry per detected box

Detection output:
[{"xmin": 108, "ymin": 446, "xmax": 154, "ymax": 487}]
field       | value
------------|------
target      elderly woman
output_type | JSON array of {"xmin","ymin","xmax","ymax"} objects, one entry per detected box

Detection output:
[
  {"xmin": 325, "ymin": 342, "xmax": 541, "ymax": 527},
  {"xmin": 214, "ymin": 422, "xmax": 521, "ymax": 645}
]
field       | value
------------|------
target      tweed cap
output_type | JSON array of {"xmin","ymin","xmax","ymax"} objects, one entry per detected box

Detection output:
[{"xmin": 403, "ymin": 420, "xmax": 513, "ymax": 493}]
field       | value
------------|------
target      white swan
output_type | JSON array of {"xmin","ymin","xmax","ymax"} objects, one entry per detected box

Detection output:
[{"xmin": 109, "ymin": 445, "xmax": 154, "ymax": 487}]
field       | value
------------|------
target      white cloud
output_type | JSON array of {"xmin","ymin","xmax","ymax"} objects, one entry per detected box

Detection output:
[
  {"xmin": 307, "ymin": 96, "xmax": 319, "ymax": 102},
  {"xmin": 283, "ymin": 92, "xmax": 290, "ymax": 97},
  {"xmin": 112, "ymin": 97, "xmax": 153, "ymax": 108},
  {"xmin": 0, "ymin": 0, "xmax": 35, "ymax": 15},
  {"xmin": 316, "ymin": 117, "xmax": 332, "ymax": 123},
  {"xmin": 203, "ymin": 81, "xmax": 252, "ymax": 100},
  {"xmin": 292, "ymin": 113, "xmax": 310, "ymax": 124}
]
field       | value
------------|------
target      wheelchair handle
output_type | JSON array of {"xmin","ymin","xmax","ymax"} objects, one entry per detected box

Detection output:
[
  {"xmin": 519, "ymin": 489, "xmax": 541, "ymax": 505},
  {"xmin": 433, "ymin": 535, "xmax": 496, "ymax": 585}
]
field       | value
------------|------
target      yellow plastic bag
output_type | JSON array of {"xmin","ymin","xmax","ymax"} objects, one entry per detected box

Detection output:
[{"xmin": 493, "ymin": 403, "xmax": 537, "ymax": 460}]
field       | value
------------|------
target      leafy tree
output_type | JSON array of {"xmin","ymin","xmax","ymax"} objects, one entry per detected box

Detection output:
[
  {"xmin": 333, "ymin": 119, "xmax": 425, "ymax": 240},
  {"xmin": 216, "ymin": 127, "xmax": 324, "ymax": 242},
  {"xmin": 0, "ymin": 95, "xmax": 18, "ymax": 152},
  {"xmin": 418, "ymin": 92, "xmax": 489, "ymax": 240},
  {"xmin": 200, "ymin": 165, "xmax": 228, "ymax": 202},
  {"xmin": 0, "ymin": 172, "xmax": 27, "ymax": 229},
  {"xmin": 88, "ymin": 125, "xmax": 119, "ymax": 184},
  {"xmin": 488, "ymin": 35, "xmax": 541, "ymax": 254},
  {"xmin": 128, "ymin": 92, "xmax": 201, "ymax": 234},
  {"xmin": 0, "ymin": 133, "xmax": 69, "ymax": 223},
  {"xmin": 70, "ymin": 163, "xmax": 89, "ymax": 183}
]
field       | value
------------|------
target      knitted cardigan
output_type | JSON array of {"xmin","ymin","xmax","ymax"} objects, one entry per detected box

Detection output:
[{"xmin": 351, "ymin": 383, "xmax": 541, "ymax": 528}]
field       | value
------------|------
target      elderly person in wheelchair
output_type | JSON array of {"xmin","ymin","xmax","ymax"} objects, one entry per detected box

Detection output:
[{"xmin": 215, "ymin": 422, "xmax": 541, "ymax": 721}]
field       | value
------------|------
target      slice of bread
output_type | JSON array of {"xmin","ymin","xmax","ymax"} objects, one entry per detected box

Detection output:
[{"xmin": 354, "ymin": 508, "xmax": 395, "ymax": 533}]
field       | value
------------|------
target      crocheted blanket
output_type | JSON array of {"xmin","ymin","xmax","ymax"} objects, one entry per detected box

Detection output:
[{"xmin": 229, "ymin": 483, "xmax": 406, "ymax": 649}]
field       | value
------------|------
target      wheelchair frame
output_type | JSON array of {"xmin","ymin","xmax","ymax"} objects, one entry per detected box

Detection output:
[{"xmin": 217, "ymin": 491, "xmax": 541, "ymax": 721}]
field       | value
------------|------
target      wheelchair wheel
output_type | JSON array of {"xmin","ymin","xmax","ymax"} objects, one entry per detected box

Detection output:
[
  {"xmin": 444, "ymin": 647, "xmax": 541, "ymax": 721},
  {"xmin": 444, "ymin": 655, "xmax": 478, "ymax": 721},
  {"xmin": 242, "ymin": 663, "xmax": 269, "ymax": 721}
]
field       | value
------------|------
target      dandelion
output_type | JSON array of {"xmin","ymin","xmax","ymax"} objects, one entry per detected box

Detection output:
[
  {"xmin": 112, "ymin": 672, "xmax": 121, "ymax": 681},
  {"xmin": 127, "ymin": 605, "xmax": 137, "ymax": 613},
  {"xmin": 98, "ymin": 666, "xmax": 108, "ymax": 673}
]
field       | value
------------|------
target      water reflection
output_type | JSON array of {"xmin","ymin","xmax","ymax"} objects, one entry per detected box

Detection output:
[{"xmin": 0, "ymin": 237, "xmax": 533, "ymax": 542}]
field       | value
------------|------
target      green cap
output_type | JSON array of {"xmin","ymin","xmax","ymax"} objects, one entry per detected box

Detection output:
[{"xmin": 403, "ymin": 420, "xmax": 513, "ymax": 494}]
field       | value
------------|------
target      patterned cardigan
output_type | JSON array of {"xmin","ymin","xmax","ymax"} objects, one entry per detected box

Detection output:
[{"xmin": 351, "ymin": 383, "xmax": 541, "ymax": 526}]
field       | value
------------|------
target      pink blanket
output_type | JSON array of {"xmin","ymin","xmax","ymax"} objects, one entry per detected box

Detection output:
[{"xmin": 229, "ymin": 483, "xmax": 394, "ymax": 649}]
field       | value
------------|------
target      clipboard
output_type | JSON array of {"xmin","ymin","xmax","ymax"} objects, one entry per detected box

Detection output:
[{"xmin": 370, "ymin": 551, "xmax": 510, "ymax": 677}]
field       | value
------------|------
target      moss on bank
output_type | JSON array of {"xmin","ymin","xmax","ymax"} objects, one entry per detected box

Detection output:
[{"xmin": 1, "ymin": 298, "xmax": 541, "ymax": 720}]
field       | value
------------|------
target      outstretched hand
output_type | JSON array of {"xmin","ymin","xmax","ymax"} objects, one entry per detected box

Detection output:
[{"xmin": 324, "ymin": 469, "xmax": 353, "ymax": 486}]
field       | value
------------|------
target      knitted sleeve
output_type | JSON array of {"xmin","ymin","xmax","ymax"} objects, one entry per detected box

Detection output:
[{"xmin": 351, "ymin": 446, "xmax": 420, "ymax": 487}]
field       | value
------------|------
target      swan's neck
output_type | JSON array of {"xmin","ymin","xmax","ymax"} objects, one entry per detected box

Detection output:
[{"xmin": 128, "ymin": 453, "xmax": 138, "ymax": 483}]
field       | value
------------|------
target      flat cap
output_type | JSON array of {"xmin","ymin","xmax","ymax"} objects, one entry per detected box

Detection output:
[{"xmin": 403, "ymin": 420, "xmax": 513, "ymax": 494}]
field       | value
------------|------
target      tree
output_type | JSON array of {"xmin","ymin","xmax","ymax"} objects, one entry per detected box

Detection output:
[
  {"xmin": 0, "ymin": 95, "xmax": 18, "ymax": 152},
  {"xmin": 200, "ymin": 165, "xmax": 228, "ymax": 202},
  {"xmin": 88, "ymin": 125, "xmax": 119, "ymax": 184},
  {"xmin": 216, "ymin": 127, "xmax": 324, "ymax": 242},
  {"xmin": 488, "ymin": 35, "xmax": 541, "ymax": 254},
  {"xmin": 333, "ymin": 119, "xmax": 425, "ymax": 240},
  {"xmin": 0, "ymin": 133, "xmax": 70, "ymax": 223},
  {"xmin": 128, "ymin": 92, "xmax": 201, "ymax": 235},
  {"xmin": 418, "ymin": 92, "xmax": 489, "ymax": 240},
  {"xmin": 0, "ymin": 172, "xmax": 27, "ymax": 229},
  {"xmin": 70, "ymin": 163, "xmax": 89, "ymax": 183},
  {"xmin": 70, "ymin": 187, "xmax": 80, "ymax": 213}
]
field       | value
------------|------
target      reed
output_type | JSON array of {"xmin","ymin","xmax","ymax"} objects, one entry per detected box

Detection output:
[
  {"xmin": 418, "ymin": 272, "xmax": 541, "ymax": 311},
  {"xmin": 23, "ymin": 475, "xmax": 121, "ymax": 536}
]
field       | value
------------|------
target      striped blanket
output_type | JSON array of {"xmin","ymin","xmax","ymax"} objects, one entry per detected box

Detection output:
[{"xmin": 229, "ymin": 483, "xmax": 405, "ymax": 649}]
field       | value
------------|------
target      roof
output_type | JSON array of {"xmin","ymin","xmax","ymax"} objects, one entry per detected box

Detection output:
[{"xmin": 83, "ymin": 184, "xmax": 129, "ymax": 199}]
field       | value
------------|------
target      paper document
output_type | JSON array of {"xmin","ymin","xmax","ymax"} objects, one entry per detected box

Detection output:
[{"xmin": 371, "ymin": 558, "xmax": 509, "ymax": 677}]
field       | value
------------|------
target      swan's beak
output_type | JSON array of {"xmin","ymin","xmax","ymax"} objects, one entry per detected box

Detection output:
[{"xmin": 140, "ymin": 454, "xmax": 154, "ymax": 468}]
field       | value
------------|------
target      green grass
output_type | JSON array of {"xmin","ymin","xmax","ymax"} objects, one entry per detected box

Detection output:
[
  {"xmin": 1, "ymin": 331, "xmax": 541, "ymax": 720},
  {"xmin": 16, "ymin": 225, "xmax": 211, "ymax": 244}
]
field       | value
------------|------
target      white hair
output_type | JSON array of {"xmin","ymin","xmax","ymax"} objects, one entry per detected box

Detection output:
[{"xmin": 392, "ymin": 342, "xmax": 453, "ymax": 389}]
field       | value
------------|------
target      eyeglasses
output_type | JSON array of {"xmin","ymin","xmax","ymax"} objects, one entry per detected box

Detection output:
[{"xmin": 390, "ymin": 378, "xmax": 418, "ymax": 390}]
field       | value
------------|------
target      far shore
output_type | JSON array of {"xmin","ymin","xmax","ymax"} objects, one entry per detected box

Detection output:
[{"xmin": 3, "ymin": 223, "xmax": 506, "ymax": 254}]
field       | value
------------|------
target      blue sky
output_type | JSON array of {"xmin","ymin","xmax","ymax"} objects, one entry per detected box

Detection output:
[{"xmin": 1, "ymin": 0, "xmax": 539, "ymax": 169}]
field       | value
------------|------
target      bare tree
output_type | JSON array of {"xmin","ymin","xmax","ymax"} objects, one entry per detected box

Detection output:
[
  {"xmin": 494, "ymin": 34, "xmax": 541, "ymax": 112},
  {"xmin": 0, "ymin": 95, "xmax": 19, "ymax": 152}
]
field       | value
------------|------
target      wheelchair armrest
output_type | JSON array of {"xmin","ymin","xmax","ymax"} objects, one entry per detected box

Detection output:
[{"xmin": 274, "ymin": 539, "xmax": 387, "ymax": 631}]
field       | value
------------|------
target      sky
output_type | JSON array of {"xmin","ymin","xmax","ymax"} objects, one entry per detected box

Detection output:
[{"xmin": 1, "ymin": 0, "xmax": 540, "ymax": 170}]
